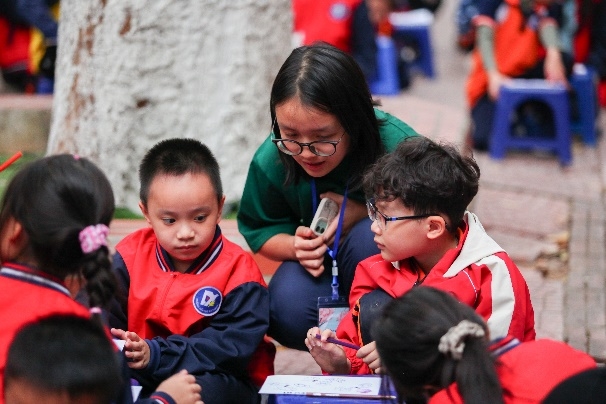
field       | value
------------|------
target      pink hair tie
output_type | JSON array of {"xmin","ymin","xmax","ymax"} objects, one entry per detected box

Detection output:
[
  {"xmin": 90, "ymin": 307, "xmax": 102, "ymax": 315},
  {"xmin": 79, "ymin": 224, "xmax": 109, "ymax": 254}
]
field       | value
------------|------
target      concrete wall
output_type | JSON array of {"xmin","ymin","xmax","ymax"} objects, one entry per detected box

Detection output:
[{"xmin": 0, "ymin": 96, "xmax": 51, "ymax": 154}]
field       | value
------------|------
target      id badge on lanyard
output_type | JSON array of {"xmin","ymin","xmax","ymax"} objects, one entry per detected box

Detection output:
[{"xmin": 311, "ymin": 179, "xmax": 350, "ymax": 332}]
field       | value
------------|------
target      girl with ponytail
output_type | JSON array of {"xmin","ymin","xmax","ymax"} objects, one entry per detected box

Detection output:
[
  {"xmin": 0, "ymin": 154, "xmax": 202, "ymax": 404},
  {"xmin": 373, "ymin": 286, "xmax": 596, "ymax": 404}
]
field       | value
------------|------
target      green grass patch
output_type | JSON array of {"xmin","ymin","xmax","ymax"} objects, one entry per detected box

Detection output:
[
  {"xmin": 113, "ymin": 206, "xmax": 144, "ymax": 219},
  {"xmin": 0, "ymin": 152, "xmax": 43, "ymax": 201}
]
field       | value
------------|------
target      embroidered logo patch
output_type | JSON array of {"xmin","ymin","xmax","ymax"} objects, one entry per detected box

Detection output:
[{"xmin": 192, "ymin": 286, "xmax": 222, "ymax": 316}]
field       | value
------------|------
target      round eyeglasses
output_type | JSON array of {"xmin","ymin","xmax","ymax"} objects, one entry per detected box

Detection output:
[
  {"xmin": 270, "ymin": 119, "xmax": 346, "ymax": 157},
  {"xmin": 366, "ymin": 199, "xmax": 438, "ymax": 230}
]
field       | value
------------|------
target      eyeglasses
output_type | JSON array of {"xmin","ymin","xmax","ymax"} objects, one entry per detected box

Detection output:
[
  {"xmin": 366, "ymin": 199, "xmax": 437, "ymax": 230},
  {"xmin": 270, "ymin": 119, "xmax": 345, "ymax": 157}
]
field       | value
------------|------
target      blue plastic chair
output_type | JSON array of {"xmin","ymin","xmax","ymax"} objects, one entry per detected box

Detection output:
[
  {"xmin": 489, "ymin": 79, "xmax": 572, "ymax": 166},
  {"xmin": 570, "ymin": 64, "xmax": 598, "ymax": 146},
  {"xmin": 369, "ymin": 35, "xmax": 400, "ymax": 96},
  {"xmin": 390, "ymin": 9, "xmax": 436, "ymax": 79}
]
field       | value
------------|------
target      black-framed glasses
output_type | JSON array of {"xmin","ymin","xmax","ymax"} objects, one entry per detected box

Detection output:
[
  {"xmin": 270, "ymin": 118, "xmax": 345, "ymax": 157},
  {"xmin": 366, "ymin": 199, "xmax": 437, "ymax": 230}
]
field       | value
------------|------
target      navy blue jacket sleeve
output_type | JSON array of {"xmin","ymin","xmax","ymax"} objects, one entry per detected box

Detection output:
[
  {"xmin": 133, "ymin": 282, "xmax": 270, "ymax": 387},
  {"xmin": 108, "ymin": 252, "xmax": 130, "ymax": 331},
  {"xmin": 15, "ymin": 0, "xmax": 58, "ymax": 40}
]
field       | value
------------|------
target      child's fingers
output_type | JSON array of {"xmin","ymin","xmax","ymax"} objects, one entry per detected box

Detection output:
[
  {"xmin": 356, "ymin": 341, "xmax": 376, "ymax": 358},
  {"xmin": 110, "ymin": 328, "xmax": 126, "ymax": 339}
]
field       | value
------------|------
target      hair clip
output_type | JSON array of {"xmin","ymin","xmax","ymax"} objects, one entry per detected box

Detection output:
[{"xmin": 79, "ymin": 224, "xmax": 110, "ymax": 254}]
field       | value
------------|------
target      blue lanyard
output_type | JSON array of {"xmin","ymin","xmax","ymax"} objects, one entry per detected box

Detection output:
[{"xmin": 310, "ymin": 179, "xmax": 348, "ymax": 300}]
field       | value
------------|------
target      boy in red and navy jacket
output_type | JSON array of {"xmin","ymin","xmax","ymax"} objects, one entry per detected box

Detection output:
[
  {"xmin": 305, "ymin": 137, "xmax": 535, "ymax": 375},
  {"xmin": 109, "ymin": 139, "xmax": 271, "ymax": 404}
]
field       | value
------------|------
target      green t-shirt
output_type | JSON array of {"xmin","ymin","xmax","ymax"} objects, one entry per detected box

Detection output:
[{"xmin": 237, "ymin": 109, "xmax": 418, "ymax": 252}]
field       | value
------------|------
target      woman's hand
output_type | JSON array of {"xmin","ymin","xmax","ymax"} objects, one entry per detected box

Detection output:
[
  {"xmin": 319, "ymin": 192, "xmax": 367, "ymax": 245},
  {"xmin": 305, "ymin": 327, "xmax": 351, "ymax": 374},
  {"xmin": 294, "ymin": 226, "xmax": 328, "ymax": 277},
  {"xmin": 110, "ymin": 328, "xmax": 150, "ymax": 369}
]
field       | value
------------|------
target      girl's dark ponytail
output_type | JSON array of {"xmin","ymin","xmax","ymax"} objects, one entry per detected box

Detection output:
[
  {"xmin": 0, "ymin": 154, "xmax": 117, "ymax": 311},
  {"xmin": 373, "ymin": 287, "xmax": 504, "ymax": 404}
]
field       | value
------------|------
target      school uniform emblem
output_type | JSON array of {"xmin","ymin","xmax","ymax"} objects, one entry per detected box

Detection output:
[
  {"xmin": 329, "ymin": 2, "xmax": 350, "ymax": 20},
  {"xmin": 192, "ymin": 286, "xmax": 222, "ymax": 316}
]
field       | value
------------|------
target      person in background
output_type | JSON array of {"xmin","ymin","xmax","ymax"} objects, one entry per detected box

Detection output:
[
  {"xmin": 109, "ymin": 138, "xmax": 271, "ymax": 404},
  {"xmin": 373, "ymin": 287, "xmax": 596, "ymax": 404},
  {"xmin": 0, "ymin": 0, "xmax": 58, "ymax": 92},
  {"xmin": 237, "ymin": 42, "xmax": 418, "ymax": 352},
  {"xmin": 0, "ymin": 154, "xmax": 202, "ymax": 404},
  {"xmin": 466, "ymin": 0, "xmax": 573, "ymax": 151},
  {"xmin": 292, "ymin": 0, "xmax": 379, "ymax": 85}
]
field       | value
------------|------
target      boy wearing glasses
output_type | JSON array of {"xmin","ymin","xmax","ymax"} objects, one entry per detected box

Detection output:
[{"xmin": 305, "ymin": 136, "xmax": 535, "ymax": 375}]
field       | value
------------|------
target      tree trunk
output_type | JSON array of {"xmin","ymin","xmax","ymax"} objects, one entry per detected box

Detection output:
[{"xmin": 48, "ymin": 0, "xmax": 292, "ymax": 211}]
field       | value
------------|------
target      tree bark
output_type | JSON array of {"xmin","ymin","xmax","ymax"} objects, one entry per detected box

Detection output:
[{"xmin": 48, "ymin": 0, "xmax": 292, "ymax": 211}]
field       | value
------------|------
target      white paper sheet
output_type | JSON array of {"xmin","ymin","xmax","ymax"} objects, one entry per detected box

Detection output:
[{"xmin": 259, "ymin": 375, "xmax": 382, "ymax": 396}]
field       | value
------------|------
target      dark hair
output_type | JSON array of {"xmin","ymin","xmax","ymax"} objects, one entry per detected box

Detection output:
[
  {"xmin": 139, "ymin": 138, "xmax": 223, "ymax": 206},
  {"xmin": 373, "ymin": 287, "xmax": 503, "ymax": 404},
  {"xmin": 0, "ymin": 154, "xmax": 116, "ymax": 309},
  {"xmin": 270, "ymin": 42, "xmax": 384, "ymax": 188},
  {"xmin": 362, "ymin": 136, "xmax": 480, "ymax": 233},
  {"xmin": 5, "ymin": 314, "xmax": 123, "ymax": 404}
]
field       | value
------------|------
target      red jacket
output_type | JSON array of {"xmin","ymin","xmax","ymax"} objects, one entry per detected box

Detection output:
[
  {"xmin": 110, "ymin": 226, "xmax": 270, "ymax": 389},
  {"xmin": 0, "ymin": 263, "xmax": 90, "ymax": 403},
  {"xmin": 293, "ymin": 0, "xmax": 362, "ymax": 52},
  {"xmin": 335, "ymin": 212, "xmax": 535, "ymax": 374},
  {"xmin": 430, "ymin": 336, "xmax": 596, "ymax": 403}
]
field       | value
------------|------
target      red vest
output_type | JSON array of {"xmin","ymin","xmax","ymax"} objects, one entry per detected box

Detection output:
[{"xmin": 116, "ymin": 228, "xmax": 266, "ymax": 339}]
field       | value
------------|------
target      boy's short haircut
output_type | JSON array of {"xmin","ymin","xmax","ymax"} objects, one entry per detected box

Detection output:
[
  {"xmin": 139, "ymin": 138, "xmax": 223, "ymax": 206},
  {"xmin": 4, "ymin": 314, "xmax": 122, "ymax": 404},
  {"xmin": 363, "ymin": 136, "xmax": 480, "ymax": 232}
]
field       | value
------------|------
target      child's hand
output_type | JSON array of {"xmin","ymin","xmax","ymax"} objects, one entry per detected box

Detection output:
[
  {"xmin": 156, "ymin": 369, "xmax": 203, "ymax": 404},
  {"xmin": 111, "ymin": 328, "xmax": 150, "ymax": 369},
  {"xmin": 544, "ymin": 48, "xmax": 567, "ymax": 85},
  {"xmin": 487, "ymin": 70, "xmax": 511, "ymax": 100},
  {"xmin": 304, "ymin": 327, "xmax": 350, "ymax": 374},
  {"xmin": 294, "ymin": 226, "xmax": 328, "ymax": 277},
  {"xmin": 356, "ymin": 341, "xmax": 382, "ymax": 373}
]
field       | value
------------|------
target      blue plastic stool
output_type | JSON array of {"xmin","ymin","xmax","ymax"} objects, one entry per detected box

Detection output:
[
  {"xmin": 489, "ymin": 79, "xmax": 572, "ymax": 166},
  {"xmin": 369, "ymin": 35, "xmax": 400, "ymax": 95},
  {"xmin": 390, "ymin": 9, "xmax": 435, "ymax": 79},
  {"xmin": 570, "ymin": 64, "xmax": 598, "ymax": 146},
  {"xmin": 37, "ymin": 76, "xmax": 54, "ymax": 94}
]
